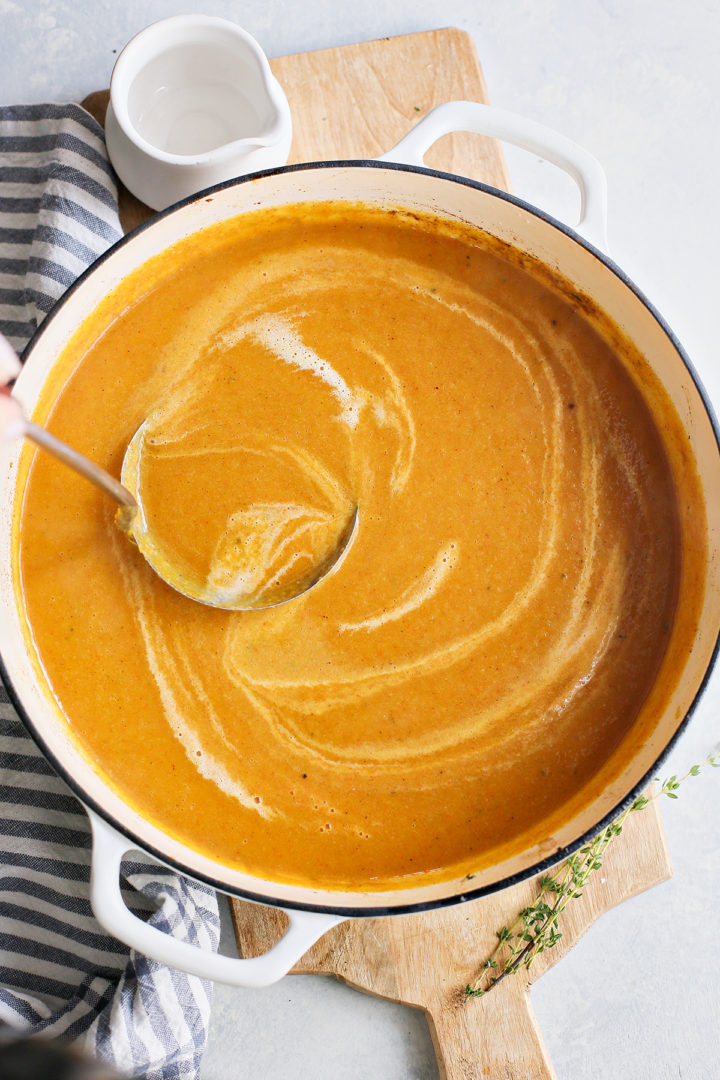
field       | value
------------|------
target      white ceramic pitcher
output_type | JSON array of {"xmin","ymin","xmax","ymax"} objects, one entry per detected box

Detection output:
[{"xmin": 105, "ymin": 14, "xmax": 293, "ymax": 211}]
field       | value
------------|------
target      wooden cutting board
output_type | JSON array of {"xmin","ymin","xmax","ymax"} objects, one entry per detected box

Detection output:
[{"xmin": 83, "ymin": 27, "xmax": 672, "ymax": 1080}]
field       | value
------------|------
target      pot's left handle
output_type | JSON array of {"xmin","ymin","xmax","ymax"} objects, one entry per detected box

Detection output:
[
  {"xmin": 377, "ymin": 100, "xmax": 609, "ymax": 254},
  {"xmin": 88, "ymin": 811, "xmax": 343, "ymax": 987}
]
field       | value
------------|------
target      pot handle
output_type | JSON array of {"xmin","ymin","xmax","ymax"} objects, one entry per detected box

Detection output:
[
  {"xmin": 377, "ymin": 100, "xmax": 609, "ymax": 253},
  {"xmin": 88, "ymin": 811, "xmax": 343, "ymax": 987}
]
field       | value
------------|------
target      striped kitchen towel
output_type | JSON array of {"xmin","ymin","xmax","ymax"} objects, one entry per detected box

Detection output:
[{"xmin": 0, "ymin": 104, "xmax": 221, "ymax": 1079}]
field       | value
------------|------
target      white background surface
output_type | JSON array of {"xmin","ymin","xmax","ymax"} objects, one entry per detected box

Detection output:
[{"xmin": 2, "ymin": 1, "xmax": 719, "ymax": 1077}]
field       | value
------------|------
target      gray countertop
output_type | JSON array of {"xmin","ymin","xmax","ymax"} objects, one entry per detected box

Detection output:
[{"xmin": 2, "ymin": 1, "xmax": 719, "ymax": 1077}]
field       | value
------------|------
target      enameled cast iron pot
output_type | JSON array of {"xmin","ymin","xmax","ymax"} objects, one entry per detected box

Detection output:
[{"xmin": 2, "ymin": 102, "xmax": 719, "ymax": 986}]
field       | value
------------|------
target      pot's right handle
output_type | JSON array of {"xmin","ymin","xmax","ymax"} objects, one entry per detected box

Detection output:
[
  {"xmin": 89, "ymin": 811, "xmax": 343, "ymax": 987},
  {"xmin": 378, "ymin": 101, "xmax": 609, "ymax": 254}
]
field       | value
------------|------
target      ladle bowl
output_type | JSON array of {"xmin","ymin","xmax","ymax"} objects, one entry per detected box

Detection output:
[
  {"xmin": 119, "ymin": 416, "xmax": 359, "ymax": 610},
  {"xmin": 1, "ymin": 335, "xmax": 358, "ymax": 612}
]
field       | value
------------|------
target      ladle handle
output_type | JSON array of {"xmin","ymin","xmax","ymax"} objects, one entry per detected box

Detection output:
[
  {"xmin": 0, "ymin": 332, "xmax": 136, "ymax": 513},
  {"xmin": 88, "ymin": 812, "xmax": 343, "ymax": 987},
  {"xmin": 22, "ymin": 419, "xmax": 137, "ymax": 511},
  {"xmin": 378, "ymin": 100, "xmax": 609, "ymax": 253}
]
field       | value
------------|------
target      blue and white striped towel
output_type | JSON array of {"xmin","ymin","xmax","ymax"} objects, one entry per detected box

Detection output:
[{"xmin": 0, "ymin": 104, "xmax": 221, "ymax": 1079}]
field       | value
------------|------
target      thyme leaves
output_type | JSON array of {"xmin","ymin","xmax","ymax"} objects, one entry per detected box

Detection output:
[{"xmin": 465, "ymin": 748, "xmax": 720, "ymax": 999}]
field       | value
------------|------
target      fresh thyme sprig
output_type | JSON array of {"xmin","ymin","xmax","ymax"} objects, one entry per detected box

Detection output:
[{"xmin": 465, "ymin": 748, "xmax": 720, "ymax": 999}]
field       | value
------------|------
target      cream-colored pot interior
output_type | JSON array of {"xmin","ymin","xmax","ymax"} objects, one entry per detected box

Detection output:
[{"xmin": 1, "ymin": 162, "xmax": 719, "ymax": 919}]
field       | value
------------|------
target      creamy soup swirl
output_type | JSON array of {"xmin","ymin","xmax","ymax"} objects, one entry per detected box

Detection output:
[{"xmin": 16, "ymin": 205, "xmax": 687, "ymax": 888}]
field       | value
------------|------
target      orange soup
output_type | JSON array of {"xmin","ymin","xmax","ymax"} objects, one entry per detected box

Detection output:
[{"xmin": 13, "ymin": 203, "xmax": 705, "ymax": 890}]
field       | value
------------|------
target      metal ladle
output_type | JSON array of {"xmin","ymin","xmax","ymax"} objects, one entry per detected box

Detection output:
[{"xmin": 3, "ymin": 379, "xmax": 357, "ymax": 611}]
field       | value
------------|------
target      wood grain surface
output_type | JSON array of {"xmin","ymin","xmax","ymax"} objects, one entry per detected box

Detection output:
[
  {"xmin": 83, "ymin": 27, "xmax": 672, "ymax": 1080},
  {"xmin": 232, "ymin": 798, "xmax": 670, "ymax": 1080}
]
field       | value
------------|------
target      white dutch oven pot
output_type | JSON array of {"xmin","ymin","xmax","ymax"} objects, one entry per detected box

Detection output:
[{"xmin": 1, "ymin": 102, "xmax": 719, "ymax": 986}]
